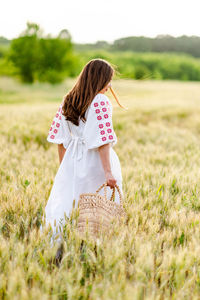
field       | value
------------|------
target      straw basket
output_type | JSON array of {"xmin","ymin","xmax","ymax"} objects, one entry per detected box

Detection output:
[{"xmin": 77, "ymin": 182, "xmax": 126, "ymax": 238}]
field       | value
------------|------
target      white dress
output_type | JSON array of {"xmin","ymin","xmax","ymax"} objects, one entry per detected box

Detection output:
[{"xmin": 41, "ymin": 93, "xmax": 123, "ymax": 244}]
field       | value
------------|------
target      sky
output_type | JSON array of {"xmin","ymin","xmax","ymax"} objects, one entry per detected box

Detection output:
[{"xmin": 0, "ymin": 0, "xmax": 199, "ymax": 44}]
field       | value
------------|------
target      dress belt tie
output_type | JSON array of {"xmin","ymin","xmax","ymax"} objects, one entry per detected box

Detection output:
[{"xmin": 70, "ymin": 136, "xmax": 85, "ymax": 161}]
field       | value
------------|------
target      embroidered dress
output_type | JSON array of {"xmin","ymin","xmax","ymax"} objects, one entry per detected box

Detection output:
[{"xmin": 41, "ymin": 93, "xmax": 123, "ymax": 243}]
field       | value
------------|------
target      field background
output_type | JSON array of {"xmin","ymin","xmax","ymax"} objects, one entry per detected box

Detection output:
[{"xmin": 1, "ymin": 76, "xmax": 200, "ymax": 299}]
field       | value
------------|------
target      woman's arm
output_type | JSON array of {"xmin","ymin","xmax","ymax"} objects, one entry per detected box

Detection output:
[
  {"xmin": 98, "ymin": 144, "xmax": 116, "ymax": 188},
  {"xmin": 58, "ymin": 144, "xmax": 66, "ymax": 164}
]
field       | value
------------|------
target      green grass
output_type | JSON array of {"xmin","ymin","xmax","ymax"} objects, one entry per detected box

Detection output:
[{"xmin": 1, "ymin": 76, "xmax": 200, "ymax": 299}]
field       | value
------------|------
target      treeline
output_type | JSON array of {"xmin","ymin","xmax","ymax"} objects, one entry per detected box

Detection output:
[
  {"xmin": 0, "ymin": 24, "xmax": 200, "ymax": 83},
  {"xmin": 75, "ymin": 35, "xmax": 200, "ymax": 58},
  {"xmin": 3, "ymin": 34, "xmax": 200, "ymax": 59},
  {"xmin": 79, "ymin": 50, "xmax": 200, "ymax": 81}
]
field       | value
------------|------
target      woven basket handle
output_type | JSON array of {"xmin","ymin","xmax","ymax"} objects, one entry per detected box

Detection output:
[{"xmin": 96, "ymin": 182, "xmax": 123, "ymax": 206}]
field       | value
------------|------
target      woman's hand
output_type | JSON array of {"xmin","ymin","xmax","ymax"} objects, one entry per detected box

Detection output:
[{"xmin": 105, "ymin": 171, "xmax": 117, "ymax": 188}]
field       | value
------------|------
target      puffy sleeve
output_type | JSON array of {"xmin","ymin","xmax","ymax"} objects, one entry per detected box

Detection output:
[
  {"xmin": 83, "ymin": 93, "xmax": 117, "ymax": 150},
  {"xmin": 47, "ymin": 101, "xmax": 72, "ymax": 149}
]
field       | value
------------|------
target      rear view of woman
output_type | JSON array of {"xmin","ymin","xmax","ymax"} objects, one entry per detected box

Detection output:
[{"xmin": 40, "ymin": 59, "xmax": 123, "ymax": 250}]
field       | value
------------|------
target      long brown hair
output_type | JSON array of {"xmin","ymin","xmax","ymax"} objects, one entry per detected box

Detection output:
[{"xmin": 62, "ymin": 59, "xmax": 114, "ymax": 126}]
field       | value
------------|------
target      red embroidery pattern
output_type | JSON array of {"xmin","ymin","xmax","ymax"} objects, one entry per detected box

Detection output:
[
  {"xmin": 48, "ymin": 103, "xmax": 63, "ymax": 139},
  {"xmin": 93, "ymin": 97, "xmax": 114, "ymax": 142}
]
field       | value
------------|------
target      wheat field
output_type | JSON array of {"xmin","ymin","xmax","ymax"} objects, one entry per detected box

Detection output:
[{"xmin": 1, "ymin": 76, "xmax": 200, "ymax": 299}]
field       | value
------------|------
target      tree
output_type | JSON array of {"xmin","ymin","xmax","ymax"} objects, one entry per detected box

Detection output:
[
  {"xmin": 58, "ymin": 29, "xmax": 72, "ymax": 40},
  {"xmin": 9, "ymin": 36, "xmax": 38, "ymax": 82},
  {"xmin": 9, "ymin": 22, "xmax": 76, "ymax": 83},
  {"xmin": 36, "ymin": 37, "xmax": 74, "ymax": 83}
]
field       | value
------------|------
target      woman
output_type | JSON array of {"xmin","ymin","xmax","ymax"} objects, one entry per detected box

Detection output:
[{"xmin": 40, "ymin": 59, "xmax": 123, "ymax": 264}]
